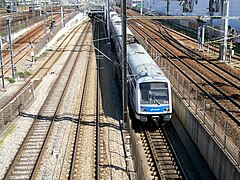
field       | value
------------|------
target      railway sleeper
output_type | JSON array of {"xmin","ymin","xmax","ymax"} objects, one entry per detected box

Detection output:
[
  {"xmin": 25, "ymin": 142, "xmax": 42, "ymax": 146},
  {"xmin": 14, "ymin": 162, "xmax": 34, "ymax": 166},
  {"xmin": 32, "ymin": 132, "xmax": 47, "ymax": 135},
  {"xmin": 12, "ymin": 169, "xmax": 31, "ymax": 174},
  {"xmin": 34, "ymin": 124, "xmax": 49, "ymax": 127},
  {"xmin": 12, "ymin": 171, "xmax": 31, "ymax": 176},
  {"xmin": 14, "ymin": 166, "xmax": 32, "ymax": 171},
  {"xmin": 152, "ymin": 142, "xmax": 168, "ymax": 147},
  {"xmin": 28, "ymin": 135, "xmax": 45, "ymax": 139},
  {"xmin": 15, "ymin": 162, "xmax": 34, "ymax": 167},
  {"xmin": 162, "ymin": 169, "xmax": 180, "ymax": 176},
  {"xmin": 157, "ymin": 156, "xmax": 173, "ymax": 161},
  {"xmin": 150, "ymin": 134, "xmax": 164, "ymax": 138},
  {"xmin": 18, "ymin": 155, "xmax": 36, "ymax": 159},
  {"xmin": 24, "ymin": 146, "xmax": 41, "ymax": 150},
  {"xmin": 157, "ymin": 152, "xmax": 173, "ymax": 157},
  {"xmin": 160, "ymin": 164, "xmax": 177, "ymax": 170},
  {"xmin": 24, "ymin": 147, "xmax": 41, "ymax": 152},
  {"xmin": 164, "ymin": 174, "xmax": 182, "ymax": 179},
  {"xmin": 11, "ymin": 175, "xmax": 31, "ymax": 180},
  {"xmin": 11, "ymin": 175, "xmax": 30, "ymax": 180},
  {"xmin": 18, "ymin": 157, "xmax": 37, "ymax": 162},
  {"xmin": 21, "ymin": 150, "xmax": 40, "ymax": 155},
  {"xmin": 158, "ymin": 160, "xmax": 176, "ymax": 165},
  {"xmin": 11, "ymin": 176, "xmax": 30, "ymax": 180},
  {"xmin": 150, "ymin": 133, "xmax": 163, "ymax": 136},
  {"xmin": 155, "ymin": 149, "xmax": 170, "ymax": 153},
  {"xmin": 152, "ymin": 140, "xmax": 166, "ymax": 145}
]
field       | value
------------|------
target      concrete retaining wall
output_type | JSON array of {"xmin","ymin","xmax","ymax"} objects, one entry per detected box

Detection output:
[
  {"xmin": 0, "ymin": 82, "xmax": 34, "ymax": 133},
  {"xmin": 133, "ymin": 35, "xmax": 240, "ymax": 179},
  {"xmin": 172, "ymin": 88, "xmax": 240, "ymax": 180}
]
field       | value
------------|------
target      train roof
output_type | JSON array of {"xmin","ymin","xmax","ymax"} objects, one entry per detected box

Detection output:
[
  {"xmin": 127, "ymin": 43, "xmax": 167, "ymax": 82},
  {"xmin": 110, "ymin": 11, "xmax": 135, "ymax": 43}
]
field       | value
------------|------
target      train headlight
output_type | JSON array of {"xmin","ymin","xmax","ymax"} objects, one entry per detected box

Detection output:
[
  {"xmin": 141, "ymin": 108, "xmax": 147, "ymax": 112},
  {"xmin": 164, "ymin": 108, "xmax": 170, "ymax": 111}
]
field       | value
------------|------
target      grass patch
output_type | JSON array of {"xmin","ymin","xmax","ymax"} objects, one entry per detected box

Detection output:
[
  {"xmin": 18, "ymin": 71, "xmax": 32, "ymax": 78},
  {"xmin": 8, "ymin": 78, "xmax": 15, "ymax": 83},
  {"xmin": 0, "ymin": 124, "xmax": 16, "ymax": 149}
]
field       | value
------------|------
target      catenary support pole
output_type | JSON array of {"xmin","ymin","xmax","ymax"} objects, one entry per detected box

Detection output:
[
  {"xmin": 140, "ymin": 0, "xmax": 143, "ymax": 15},
  {"xmin": 0, "ymin": 37, "xmax": 5, "ymax": 89},
  {"xmin": 43, "ymin": 0, "xmax": 47, "ymax": 37},
  {"xmin": 7, "ymin": 18, "xmax": 15, "ymax": 79},
  {"xmin": 167, "ymin": 0, "xmax": 170, "ymax": 15},
  {"xmin": 122, "ymin": 0, "xmax": 128, "ymax": 128},
  {"xmin": 220, "ymin": 0, "xmax": 229, "ymax": 61},
  {"xmin": 61, "ymin": 5, "xmax": 64, "ymax": 27}
]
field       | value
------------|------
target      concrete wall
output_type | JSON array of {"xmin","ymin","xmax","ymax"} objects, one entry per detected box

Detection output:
[
  {"xmin": 133, "ymin": 33, "xmax": 240, "ymax": 179},
  {"xmin": 0, "ymin": 82, "xmax": 35, "ymax": 133},
  {"xmin": 172, "ymin": 89, "xmax": 240, "ymax": 180}
]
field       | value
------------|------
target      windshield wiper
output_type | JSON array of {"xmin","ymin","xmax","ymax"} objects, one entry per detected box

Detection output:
[{"xmin": 152, "ymin": 96, "xmax": 161, "ymax": 105}]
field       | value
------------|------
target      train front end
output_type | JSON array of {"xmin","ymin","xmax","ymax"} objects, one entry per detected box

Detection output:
[{"xmin": 135, "ymin": 77, "xmax": 172, "ymax": 123}]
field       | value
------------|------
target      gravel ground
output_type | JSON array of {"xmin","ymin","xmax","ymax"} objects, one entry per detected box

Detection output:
[
  {"xmin": 0, "ymin": 50, "xmax": 66, "ymax": 178},
  {"xmin": 98, "ymin": 34, "xmax": 129, "ymax": 179},
  {"xmin": 35, "ymin": 21, "xmax": 93, "ymax": 179},
  {"xmin": 0, "ymin": 15, "xmax": 131, "ymax": 180},
  {"xmin": 0, "ymin": 16, "xmax": 88, "ymax": 179}
]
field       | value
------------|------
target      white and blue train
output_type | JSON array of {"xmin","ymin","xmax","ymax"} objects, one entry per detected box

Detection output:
[{"xmin": 110, "ymin": 11, "xmax": 172, "ymax": 123}]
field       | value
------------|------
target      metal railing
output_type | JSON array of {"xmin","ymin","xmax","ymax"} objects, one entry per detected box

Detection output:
[{"xmin": 144, "ymin": 44, "xmax": 240, "ymax": 169}]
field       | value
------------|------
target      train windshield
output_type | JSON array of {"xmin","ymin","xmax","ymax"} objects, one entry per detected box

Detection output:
[{"xmin": 140, "ymin": 82, "xmax": 169, "ymax": 105}]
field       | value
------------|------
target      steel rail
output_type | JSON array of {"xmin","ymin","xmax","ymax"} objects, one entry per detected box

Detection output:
[
  {"xmin": 149, "ymin": 24, "xmax": 240, "ymax": 108},
  {"xmin": 95, "ymin": 16, "xmax": 100, "ymax": 180},
  {"xmin": 161, "ymin": 126, "xmax": 188, "ymax": 179},
  {"xmin": 144, "ymin": 127, "xmax": 187, "ymax": 179},
  {"xmin": 156, "ymin": 21, "xmax": 240, "ymax": 85},
  {"xmin": 30, "ymin": 21, "xmax": 91, "ymax": 179},
  {"xmin": 152, "ymin": 20, "xmax": 240, "ymax": 62},
  {"xmin": 134, "ymin": 19, "xmax": 240, "ymax": 90},
  {"xmin": 68, "ymin": 21, "xmax": 93, "ymax": 179},
  {"xmin": 3, "ymin": 23, "xmax": 85, "ymax": 179},
  {"xmin": 1, "ymin": 14, "xmax": 62, "ymax": 76},
  {"xmin": 144, "ymin": 130, "xmax": 163, "ymax": 179},
  {"xmin": 0, "ymin": 19, "xmax": 81, "ymax": 110}
]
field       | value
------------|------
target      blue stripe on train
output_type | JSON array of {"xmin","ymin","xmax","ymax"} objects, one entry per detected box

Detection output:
[{"xmin": 140, "ymin": 105, "xmax": 170, "ymax": 112}]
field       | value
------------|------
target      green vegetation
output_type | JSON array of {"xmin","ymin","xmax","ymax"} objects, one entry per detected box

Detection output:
[
  {"xmin": 18, "ymin": 71, "xmax": 32, "ymax": 78},
  {"xmin": 0, "ymin": 124, "xmax": 16, "ymax": 149},
  {"xmin": 8, "ymin": 77, "xmax": 15, "ymax": 83}
]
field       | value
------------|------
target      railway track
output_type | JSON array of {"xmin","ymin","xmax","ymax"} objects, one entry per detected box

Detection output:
[
  {"xmin": 3, "ymin": 20, "xmax": 91, "ymax": 179},
  {"xmin": 126, "ymin": 8, "xmax": 240, "ymax": 62},
  {"xmin": 1, "ymin": 14, "xmax": 61, "ymax": 76},
  {"xmin": 69, "ymin": 16, "xmax": 104, "ymax": 179},
  {"xmin": 140, "ymin": 124, "xmax": 187, "ymax": 179},
  {"xmin": 0, "ymin": 15, "xmax": 78, "ymax": 110},
  {"xmin": 128, "ymin": 20, "xmax": 240, "ymax": 126},
  {"xmin": 1, "ymin": 12, "xmax": 129, "ymax": 179},
  {"xmin": 68, "ymin": 29, "xmax": 97, "ymax": 179},
  {"xmin": 126, "ymin": 17, "xmax": 240, "ymax": 163},
  {"xmin": 158, "ymin": 21, "xmax": 240, "ymax": 62}
]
